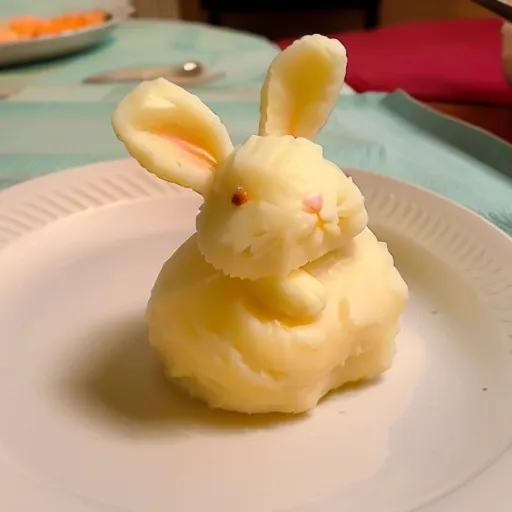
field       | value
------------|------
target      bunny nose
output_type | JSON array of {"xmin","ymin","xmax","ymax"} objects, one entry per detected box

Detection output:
[
  {"xmin": 303, "ymin": 193, "xmax": 324, "ymax": 214},
  {"xmin": 303, "ymin": 194, "xmax": 325, "ymax": 229}
]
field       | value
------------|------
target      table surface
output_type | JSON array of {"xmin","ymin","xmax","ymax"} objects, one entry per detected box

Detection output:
[{"xmin": 427, "ymin": 102, "xmax": 512, "ymax": 145}]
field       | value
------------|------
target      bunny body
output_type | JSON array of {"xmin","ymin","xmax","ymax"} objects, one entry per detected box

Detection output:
[
  {"xmin": 149, "ymin": 228, "xmax": 406, "ymax": 413},
  {"xmin": 112, "ymin": 34, "xmax": 408, "ymax": 413}
]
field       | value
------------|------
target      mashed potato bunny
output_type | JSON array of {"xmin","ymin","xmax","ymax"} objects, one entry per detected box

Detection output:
[{"xmin": 112, "ymin": 34, "xmax": 408, "ymax": 414}]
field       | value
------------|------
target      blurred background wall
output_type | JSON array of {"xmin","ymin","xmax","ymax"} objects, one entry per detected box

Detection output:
[{"xmin": 132, "ymin": 0, "xmax": 498, "ymax": 39}]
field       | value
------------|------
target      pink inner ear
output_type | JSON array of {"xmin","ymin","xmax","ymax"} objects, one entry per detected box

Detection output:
[{"xmin": 158, "ymin": 134, "xmax": 217, "ymax": 170}]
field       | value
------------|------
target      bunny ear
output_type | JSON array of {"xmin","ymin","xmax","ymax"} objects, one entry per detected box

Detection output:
[
  {"xmin": 112, "ymin": 78, "xmax": 233, "ymax": 196},
  {"xmin": 259, "ymin": 34, "xmax": 347, "ymax": 141}
]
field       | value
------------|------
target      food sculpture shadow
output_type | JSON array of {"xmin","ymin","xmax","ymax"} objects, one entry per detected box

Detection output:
[{"xmin": 112, "ymin": 34, "xmax": 408, "ymax": 414}]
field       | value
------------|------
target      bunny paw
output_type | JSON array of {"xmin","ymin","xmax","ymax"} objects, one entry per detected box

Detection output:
[{"xmin": 247, "ymin": 269, "xmax": 327, "ymax": 321}]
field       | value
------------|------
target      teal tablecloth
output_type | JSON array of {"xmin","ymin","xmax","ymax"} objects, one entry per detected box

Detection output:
[{"xmin": 0, "ymin": 20, "xmax": 511, "ymax": 235}]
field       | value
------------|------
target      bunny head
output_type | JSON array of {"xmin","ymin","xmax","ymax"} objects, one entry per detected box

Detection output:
[{"xmin": 112, "ymin": 35, "xmax": 368, "ymax": 280}]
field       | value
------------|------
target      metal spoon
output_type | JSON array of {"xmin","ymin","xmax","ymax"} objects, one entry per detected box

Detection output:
[
  {"xmin": 83, "ymin": 60, "xmax": 224, "ymax": 86},
  {"xmin": 178, "ymin": 61, "xmax": 203, "ymax": 77}
]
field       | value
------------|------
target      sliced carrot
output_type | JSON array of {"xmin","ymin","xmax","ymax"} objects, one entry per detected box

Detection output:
[
  {"xmin": 0, "ymin": 9, "xmax": 108, "ymax": 42},
  {"xmin": 0, "ymin": 28, "xmax": 19, "ymax": 42}
]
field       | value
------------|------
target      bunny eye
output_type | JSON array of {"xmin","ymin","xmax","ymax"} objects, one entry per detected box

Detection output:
[{"xmin": 231, "ymin": 187, "xmax": 249, "ymax": 206}]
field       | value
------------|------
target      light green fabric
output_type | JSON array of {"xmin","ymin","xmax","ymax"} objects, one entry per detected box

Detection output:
[{"xmin": 0, "ymin": 20, "xmax": 510, "ymax": 235}]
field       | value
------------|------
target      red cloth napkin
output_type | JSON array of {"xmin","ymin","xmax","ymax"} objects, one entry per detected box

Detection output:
[{"xmin": 276, "ymin": 18, "xmax": 512, "ymax": 105}]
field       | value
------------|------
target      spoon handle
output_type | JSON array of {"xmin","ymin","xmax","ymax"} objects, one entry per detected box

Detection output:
[
  {"xmin": 162, "ymin": 71, "xmax": 226, "ymax": 87},
  {"xmin": 84, "ymin": 69, "xmax": 225, "ymax": 86},
  {"xmin": 83, "ymin": 67, "xmax": 172, "ymax": 84}
]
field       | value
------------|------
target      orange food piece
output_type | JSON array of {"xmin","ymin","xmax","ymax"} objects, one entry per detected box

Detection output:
[
  {"xmin": 33, "ymin": 19, "xmax": 62, "ymax": 37},
  {"xmin": 85, "ymin": 10, "xmax": 107, "ymax": 25},
  {"xmin": 8, "ymin": 15, "xmax": 39, "ymax": 28},
  {"xmin": 0, "ymin": 27, "xmax": 19, "ymax": 42},
  {"xmin": 1, "ymin": 9, "xmax": 108, "ymax": 42},
  {"xmin": 8, "ymin": 16, "xmax": 39, "ymax": 38}
]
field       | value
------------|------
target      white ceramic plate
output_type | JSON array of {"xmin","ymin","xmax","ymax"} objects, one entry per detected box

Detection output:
[
  {"xmin": 0, "ymin": 15, "xmax": 119, "ymax": 68},
  {"xmin": 0, "ymin": 159, "xmax": 511, "ymax": 512}
]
